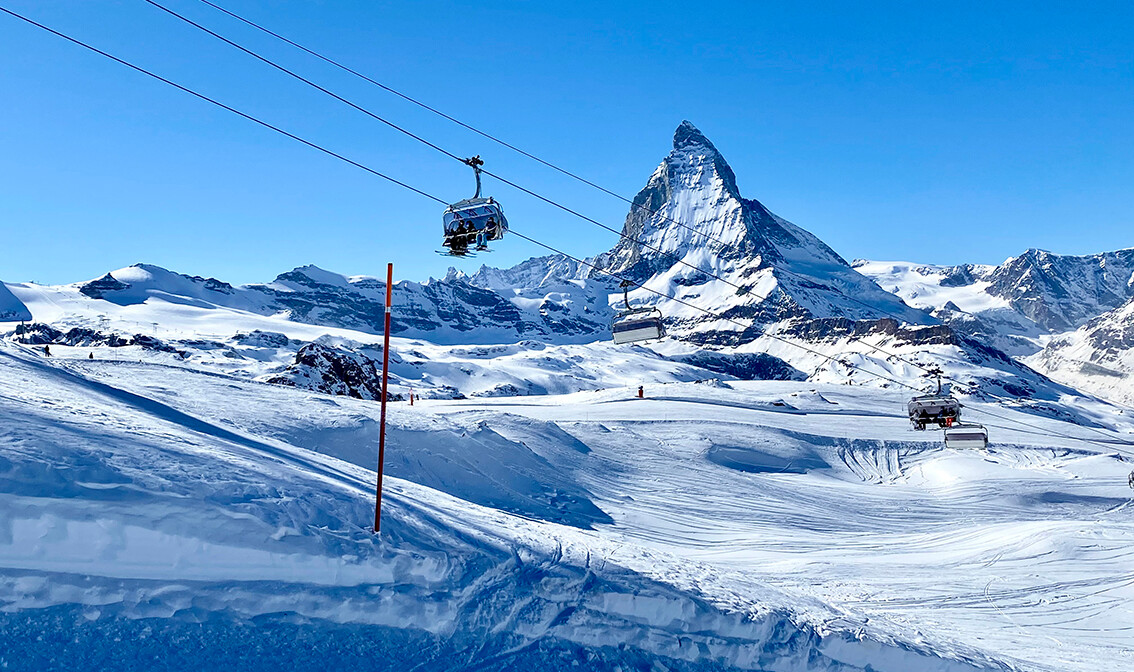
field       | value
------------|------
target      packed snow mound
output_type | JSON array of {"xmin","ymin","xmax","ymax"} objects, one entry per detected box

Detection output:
[
  {"xmin": 0, "ymin": 283, "xmax": 31, "ymax": 322},
  {"xmin": 1, "ymin": 341, "xmax": 1034, "ymax": 671}
]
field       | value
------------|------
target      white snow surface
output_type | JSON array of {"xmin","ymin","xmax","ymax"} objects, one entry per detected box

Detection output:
[
  {"xmin": 852, "ymin": 261, "xmax": 1007, "ymax": 315},
  {"xmin": 2, "ymin": 335, "xmax": 1134, "ymax": 670}
]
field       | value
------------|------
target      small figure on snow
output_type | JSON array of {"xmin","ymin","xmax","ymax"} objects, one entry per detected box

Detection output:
[{"xmin": 43, "ymin": 344, "xmax": 51, "ymax": 357}]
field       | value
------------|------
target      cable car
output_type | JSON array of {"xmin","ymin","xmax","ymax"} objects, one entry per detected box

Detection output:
[
  {"xmin": 908, "ymin": 367, "xmax": 961, "ymax": 430},
  {"xmin": 441, "ymin": 156, "xmax": 508, "ymax": 257},
  {"xmin": 611, "ymin": 280, "xmax": 665, "ymax": 344},
  {"xmin": 944, "ymin": 423, "xmax": 989, "ymax": 450}
]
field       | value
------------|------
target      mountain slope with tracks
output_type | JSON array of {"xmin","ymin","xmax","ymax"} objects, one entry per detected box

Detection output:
[{"xmin": 3, "ymin": 339, "xmax": 1132, "ymax": 671}]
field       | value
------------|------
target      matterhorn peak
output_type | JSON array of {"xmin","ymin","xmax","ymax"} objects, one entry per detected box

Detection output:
[
  {"xmin": 673, "ymin": 120, "xmax": 715, "ymax": 151},
  {"xmin": 587, "ymin": 121, "xmax": 931, "ymax": 333},
  {"xmin": 593, "ymin": 121, "xmax": 814, "ymax": 278}
]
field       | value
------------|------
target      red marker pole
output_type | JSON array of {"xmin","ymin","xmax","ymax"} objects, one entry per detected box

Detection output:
[{"xmin": 374, "ymin": 263, "xmax": 393, "ymax": 533}]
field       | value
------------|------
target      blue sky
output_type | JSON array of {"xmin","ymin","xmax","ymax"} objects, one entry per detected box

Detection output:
[{"xmin": 1, "ymin": 0, "xmax": 1131, "ymax": 285}]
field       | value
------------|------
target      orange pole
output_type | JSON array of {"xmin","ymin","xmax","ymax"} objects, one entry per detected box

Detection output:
[{"xmin": 374, "ymin": 263, "xmax": 393, "ymax": 533}]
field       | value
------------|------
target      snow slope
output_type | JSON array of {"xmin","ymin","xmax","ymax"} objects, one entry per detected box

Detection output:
[
  {"xmin": 0, "ymin": 283, "xmax": 31, "ymax": 322},
  {"xmin": 3, "ymin": 341, "xmax": 1133, "ymax": 670}
]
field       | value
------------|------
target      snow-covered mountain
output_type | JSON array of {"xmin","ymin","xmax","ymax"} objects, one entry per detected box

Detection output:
[
  {"xmin": 0, "ymin": 283, "xmax": 31, "ymax": 322},
  {"xmin": 856, "ymin": 248, "xmax": 1134, "ymax": 356},
  {"xmin": 586, "ymin": 121, "xmax": 931, "ymax": 341},
  {"xmin": 1027, "ymin": 296, "xmax": 1134, "ymax": 405},
  {"xmin": 17, "ymin": 262, "xmax": 610, "ymax": 346}
]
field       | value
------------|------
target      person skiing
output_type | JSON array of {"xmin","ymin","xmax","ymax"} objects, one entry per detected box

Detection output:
[{"xmin": 43, "ymin": 344, "xmax": 51, "ymax": 357}]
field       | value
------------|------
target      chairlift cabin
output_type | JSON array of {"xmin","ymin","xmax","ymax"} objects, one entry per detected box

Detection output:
[
  {"xmin": 908, "ymin": 366, "xmax": 962, "ymax": 430},
  {"xmin": 943, "ymin": 423, "xmax": 989, "ymax": 450},
  {"xmin": 611, "ymin": 280, "xmax": 665, "ymax": 345},
  {"xmin": 908, "ymin": 395, "xmax": 961, "ymax": 430},
  {"xmin": 440, "ymin": 156, "xmax": 508, "ymax": 257}
]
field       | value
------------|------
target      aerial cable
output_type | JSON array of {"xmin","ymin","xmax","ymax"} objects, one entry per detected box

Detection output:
[
  {"xmin": 507, "ymin": 228, "xmax": 927, "ymax": 393},
  {"xmin": 0, "ymin": 5, "xmax": 445, "ymax": 207},
  {"xmin": 189, "ymin": 0, "xmax": 975, "ymax": 389},
  {"xmin": 141, "ymin": 0, "xmax": 466, "ymax": 164},
  {"xmin": 152, "ymin": 0, "xmax": 955, "ymax": 385},
  {"xmin": 6, "ymin": 4, "xmax": 1127, "ymax": 457},
  {"xmin": 2, "ymin": 2, "xmax": 907, "ymax": 393},
  {"xmin": 962, "ymin": 404, "xmax": 1131, "ymax": 453},
  {"xmin": 145, "ymin": 0, "xmax": 804, "ymax": 318}
]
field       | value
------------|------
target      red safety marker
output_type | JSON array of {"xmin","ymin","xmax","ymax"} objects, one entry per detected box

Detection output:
[{"xmin": 374, "ymin": 263, "xmax": 393, "ymax": 534}]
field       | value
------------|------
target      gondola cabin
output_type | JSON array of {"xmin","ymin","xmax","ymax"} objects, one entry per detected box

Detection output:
[{"xmin": 943, "ymin": 423, "xmax": 989, "ymax": 450}]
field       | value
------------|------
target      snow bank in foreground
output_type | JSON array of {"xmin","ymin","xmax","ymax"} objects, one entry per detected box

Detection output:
[{"xmin": 0, "ymin": 341, "xmax": 1018, "ymax": 671}]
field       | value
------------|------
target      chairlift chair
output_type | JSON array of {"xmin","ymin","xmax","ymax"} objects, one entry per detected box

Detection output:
[
  {"xmin": 440, "ymin": 156, "xmax": 509, "ymax": 257},
  {"xmin": 943, "ymin": 423, "xmax": 989, "ymax": 450},
  {"xmin": 611, "ymin": 280, "xmax": 665, "ymax": 345},
  {"xmin": 908, "ymin": 366, "xmax": 962, "ymax": 430}
]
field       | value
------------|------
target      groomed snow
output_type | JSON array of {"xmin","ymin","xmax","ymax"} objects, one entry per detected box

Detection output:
[{"xmin": 2, "ymin": 339, "xmax": 1132, "ymax": 670}]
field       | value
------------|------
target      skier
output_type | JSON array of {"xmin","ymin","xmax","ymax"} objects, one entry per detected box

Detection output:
[{"xmin": 43, "ymin": 344, "xmax": 51, "ymax": 357}]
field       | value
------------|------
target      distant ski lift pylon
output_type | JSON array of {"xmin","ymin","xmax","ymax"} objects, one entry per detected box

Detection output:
[
  {"xmin": 943, "ymin": 423, "xmax": 989, "ymax": 450},
  {"xmin": 907, "ymin": 366, "xmax": 962, "ymax": 430},
  {"xmin": 440, "ymin": 155, "xmax": 508, "ymax": 258},
  {"xmin": 611, "ymin": 279, "xmax": 666, "ymax": 345}
]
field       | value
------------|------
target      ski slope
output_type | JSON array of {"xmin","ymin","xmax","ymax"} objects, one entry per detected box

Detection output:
[{"xmin": 2, "ymin": 340, "xmax": 1132, "ymax": 671}]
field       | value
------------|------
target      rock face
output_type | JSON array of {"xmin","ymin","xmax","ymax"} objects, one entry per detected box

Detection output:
[
  {"xmin": 78, "ymin": 273, "xmax": 130, "ymax": 299},
  {"xmin": 265, "ymin": 342, "xmax": 391, "ymax": 400},
  {"xmin": 1028, "ymin": 297, "xmax": 1134, "ymax": 404},
  {"xmin": 985, "ymin": 248, "xmax": 1134, "ymax": 332}
]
